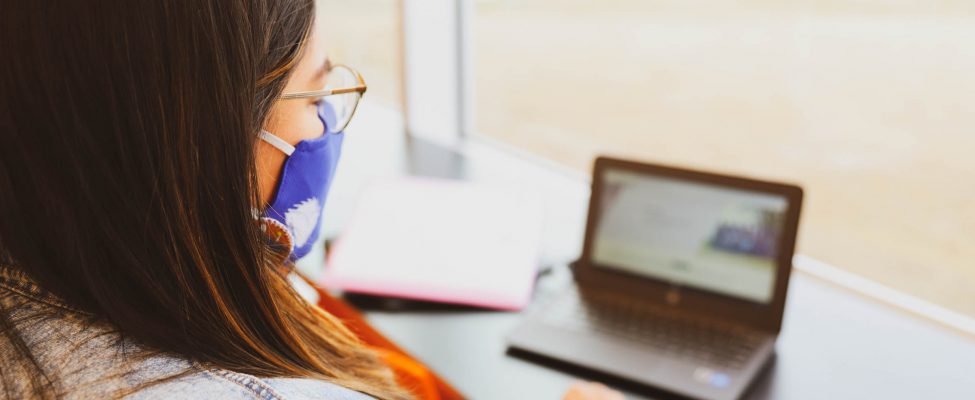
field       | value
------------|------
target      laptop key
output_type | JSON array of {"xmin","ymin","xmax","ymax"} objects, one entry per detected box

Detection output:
[{"xmin": 542, "ymin": 289, "xmax": 762, "ymax": 368}]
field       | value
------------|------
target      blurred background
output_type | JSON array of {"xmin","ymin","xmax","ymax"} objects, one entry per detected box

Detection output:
[{"xmin": 319, "ymin": 0, "xmax": 975, "ymax": 318}]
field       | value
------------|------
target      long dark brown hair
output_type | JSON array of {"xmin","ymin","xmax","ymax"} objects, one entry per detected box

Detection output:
[{"xmin": 0, "ymin": 1, "xmax": 404, "ymax": 398}]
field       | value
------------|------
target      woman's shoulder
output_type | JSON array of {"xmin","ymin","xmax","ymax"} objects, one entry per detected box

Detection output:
[
  {"xmin": 0, "ymin": 296, "xmax": 372, "ymax": 400},
  {"xmin": 0, "ymin": 267, "xmax": 373, "ymax": 400},
  {"xmin": 130, "ymin": 369, "xmax": 375, "ymax": 400}
]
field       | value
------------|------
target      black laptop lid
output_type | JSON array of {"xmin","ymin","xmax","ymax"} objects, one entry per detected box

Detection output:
[{"xmin": 578, "ymin": 157, "xmax": 803, "ymax": 333}]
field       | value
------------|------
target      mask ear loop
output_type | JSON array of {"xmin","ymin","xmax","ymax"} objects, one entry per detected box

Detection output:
[
  {"xmin": 254, "ymin": 131, "xmax": 295, "ymax": 220},
  {"xmin": 260, "ymin": 130, "xmax": 296, "ymax": 156}
]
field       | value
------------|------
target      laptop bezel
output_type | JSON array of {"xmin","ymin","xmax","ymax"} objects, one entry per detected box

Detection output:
[{"xmin": 577, "ymin": 156, "xmax": 803, "ymax": 333}]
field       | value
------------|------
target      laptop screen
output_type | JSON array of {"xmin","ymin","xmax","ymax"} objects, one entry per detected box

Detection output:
[{"xmin": 592, "ymin": 168, "xmax": 790, "ymax": 304}]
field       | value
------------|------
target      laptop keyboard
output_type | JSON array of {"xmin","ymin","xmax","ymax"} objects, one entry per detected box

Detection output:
[{"xmin": 542, "ymin": 288, "xmax": 765, "ymax": 368}]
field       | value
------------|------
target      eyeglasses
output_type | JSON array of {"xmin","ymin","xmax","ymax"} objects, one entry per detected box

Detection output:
[{"xmin": 280, "ymin": 64, "xmax": 367, "ymax": 134}]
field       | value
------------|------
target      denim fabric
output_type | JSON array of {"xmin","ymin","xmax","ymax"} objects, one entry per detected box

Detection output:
[{"xmin": 0, "ymin": 266, "xmax": 374, "ymax": 399}]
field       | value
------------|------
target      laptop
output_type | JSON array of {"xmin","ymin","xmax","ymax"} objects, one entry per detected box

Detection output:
[{"xmin": 508, "ymin": 157, "xmax": 803, "ymax": 400}]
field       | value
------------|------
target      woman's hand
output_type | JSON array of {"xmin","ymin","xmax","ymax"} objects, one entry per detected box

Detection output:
[{"xmin": 562, "ymin": 381, "xmax": 625, "ymax": 400}]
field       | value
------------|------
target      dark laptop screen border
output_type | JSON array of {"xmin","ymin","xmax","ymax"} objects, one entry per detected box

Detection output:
[{"xmin": 578, "ymin": 157, "xmax": 804, "ymax": 333}]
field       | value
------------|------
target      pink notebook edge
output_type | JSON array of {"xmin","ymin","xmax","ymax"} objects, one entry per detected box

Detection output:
[{"xmin": 319, "ymin": 176, "xmax": 545, "ymax": 311}]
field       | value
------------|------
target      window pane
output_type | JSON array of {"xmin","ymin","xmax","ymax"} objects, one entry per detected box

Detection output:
[
  {"xmin": 318, "ymin": 0, "xmax": 401, "ymax": 110},
  {"xmin": 474, "ymin": 1, "xmax": 975, "ymax": 315}
]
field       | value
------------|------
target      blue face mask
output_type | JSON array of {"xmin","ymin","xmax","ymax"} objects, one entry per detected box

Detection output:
[{"xmin": 260, "ymin": 103, "xmax": 344, "ymax": 262}]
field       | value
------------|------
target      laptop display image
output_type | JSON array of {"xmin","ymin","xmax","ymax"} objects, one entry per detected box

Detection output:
[{"xmin": 593, "ymin": 168, "xmax": 789, "ymax": 304}]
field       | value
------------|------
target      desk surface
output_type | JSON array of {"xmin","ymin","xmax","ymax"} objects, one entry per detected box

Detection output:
[{"xmin": 304, "ymin": 109, "xmax": 975, "ymax": 399}]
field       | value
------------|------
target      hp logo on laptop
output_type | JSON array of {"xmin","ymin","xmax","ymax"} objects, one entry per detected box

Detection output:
[{"xmin": 665, "ymin": 286, "xmax": 682, "ymax": 305}]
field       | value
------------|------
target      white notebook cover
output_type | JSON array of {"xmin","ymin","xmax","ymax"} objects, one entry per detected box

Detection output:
[{"xmin": 322, "ymin": 177, "xmax": 543, "ymax": 310}]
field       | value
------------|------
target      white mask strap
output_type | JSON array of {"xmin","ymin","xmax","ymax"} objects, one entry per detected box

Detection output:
[{"xmin": 260, "ymin": 130, "xmax": 296, "ymax": 156}]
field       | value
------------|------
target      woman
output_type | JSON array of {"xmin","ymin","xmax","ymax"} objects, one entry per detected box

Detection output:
[{"xmin": 0, "ymin": 1, "xmax": 622, "ymax": 399}]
